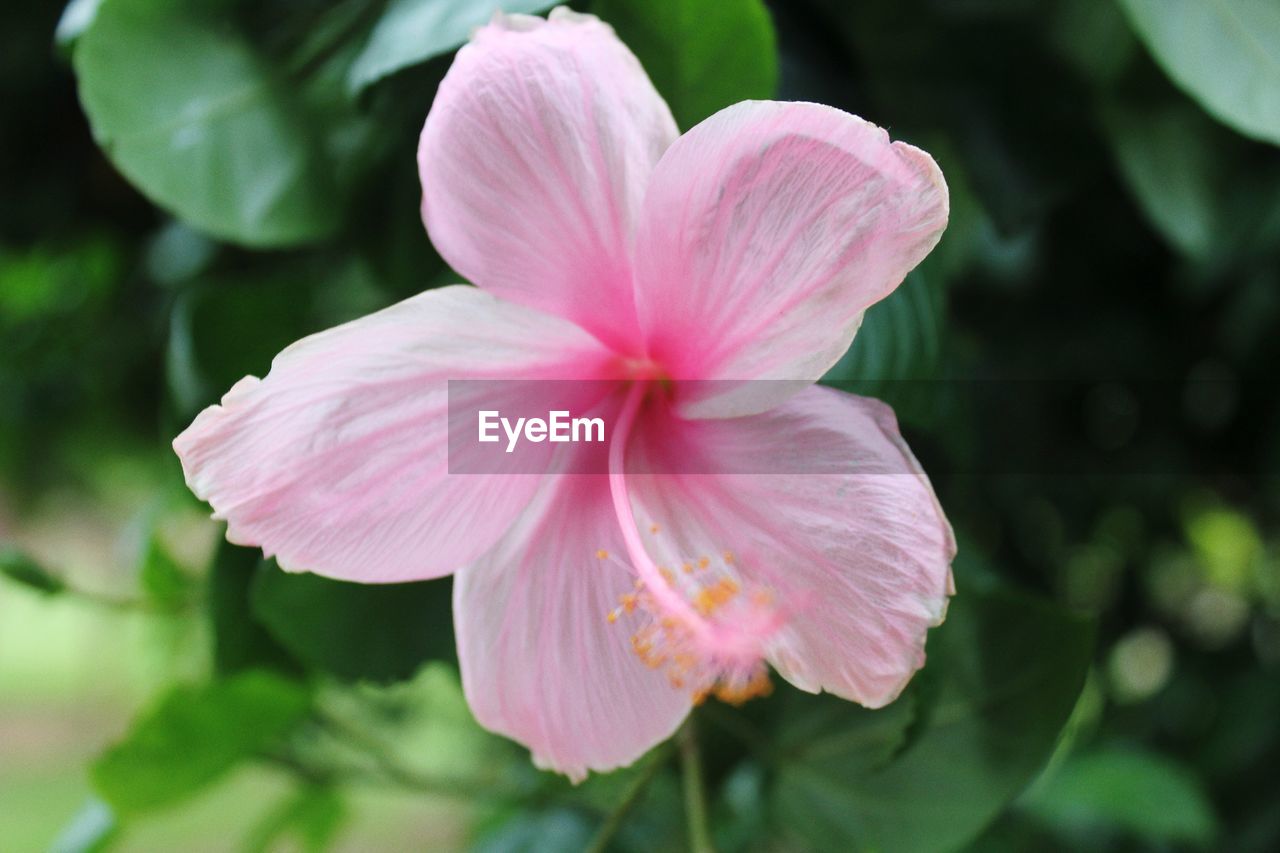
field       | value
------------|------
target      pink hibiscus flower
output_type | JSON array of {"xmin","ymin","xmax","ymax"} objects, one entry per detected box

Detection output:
[{"xmin": 174, "ymin": 8, "xmax": 955, "ymax": 781}]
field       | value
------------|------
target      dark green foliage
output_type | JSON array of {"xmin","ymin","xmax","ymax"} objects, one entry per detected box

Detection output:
[
  {"xmin": 592, "ymin": 0, "xmax": 777, "ymax": 130},
  {"xmin": 773, "ymin": 583, "xmax": 1093, "ymax": 852},
  {"xmin": 251, "ymin": 562, "xmax": 457, "ymax": 682},
  {"xmin": 209, "ymin": 540, "xmax": 301, "ymax": 677}
]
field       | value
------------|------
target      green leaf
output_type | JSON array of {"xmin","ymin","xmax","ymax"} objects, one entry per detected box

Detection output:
[
  {"xmin": 1022, "ymin": 748, "xmax": 1217, "ymax": 844},
  {"xmin": 1049, "ymin": 0, "xmax": 1138, "ymax": 86},
  {"xmin": 347, "ymin": 0, "xmax": 554, "ymax": 94},
  {"xmin": 144, "ymin": 221, "xmax": 217, "ymax": 287},
  {"xmin": 165, "ymin": 258, "xmax": 387, "ymax": 418},
  {"xmin": 1117, "ymin": 0, "xmax": 1280, "ymax": 147},
  {"xmin": 1103, "ymin": 102, "xmax": 1225, "ymax": 260},
  {"xmin": 55, "ymin": 0, "xmax": 104, "ymax": 54},
  {"xmin": 91, "ymin": 670, "xmax": 311, "ymax": 814},
  {"xmin": 772, "ymin": 690, "xmax": 918, "ymax": 775},
  {"xmin": 245, "ymin": 785, "xmax": 346, "ymax": 853},
  {"xmin": 251, "ymin": 562, "xmax": 455, "ymax": 683},
  {"xmin": 208, "ymin": 539, "xmax": 300, "ymax": 677},
  {"xmin": 74, "ymin": 0, "xmax": 341, "ymax": 246},
  {"xmin": 310, "ymin": 663, "xmax": 509, "ymax": 790},
  {"xmin": 1102, "ymin": 100, "xmax": 1280, "ymax": 262},
  {"xmin": 473, "ymin": 809, "xmax": 596, "ymax": 853},
  {"xmin": 821, "ymin": 270, "xmax": 946, "ymax": 427},
  {"xmin": 825, "ymin": 271, "xmax": 943, "ymax": 386},
  {"xmin": 0, "ymin": 547, "xmax": 66, "ymax": 595},
  {"xmin": 772, "ymin": 582, "xmax": 1094, "ymax": 853},
  {"xmin": 139, "ymin": 535, "xmax": 195, "ymax": 608},
  {"xmin": 592, "ymin": 0, "xmax": 778, "ymax": 129}
]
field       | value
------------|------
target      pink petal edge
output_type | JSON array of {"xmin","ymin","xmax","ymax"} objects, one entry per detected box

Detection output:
[
  {"xmin": 174, "ymin": 286, "xmax": 611, "ymax": 583},
  {"xmin": 418, "ymin": 9, "xmax": 677, "ymax": 354},
  {"xmin": 624, "ymin": 385, "xmax": 956, "ymax": 707},
  {"xmin": 454, "ymin": 474, "xmax": 692, "ymax": 781},
  {"xmin": 633, "ymin": 100, "xmax": 949, "ymax": 419}
]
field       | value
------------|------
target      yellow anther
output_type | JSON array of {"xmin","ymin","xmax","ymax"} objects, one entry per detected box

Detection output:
[
  {"xmin": 606, "ymin": 610, "xmax": 619, "ymax": 624},
  {"xmin": 723, "ymin": 551, "xmax": 735, "ymax": 565},
  {"xmin": 711, "ymin": 668, "xmax": 773, "ymax": 705},
  {"xmin": 682, "ymin": 562, "xmax": 694, "ymax": 574},
  {"xmin": 697, "ymin": 556, "xmax": 710, "ymax": 570},
  {"xmin": 596, "ymin": 549, "xmax": 609, "ymax": 560},
  {"xmin": 650, "ymin": 523, "xmax": 661, "ymax": 534}
]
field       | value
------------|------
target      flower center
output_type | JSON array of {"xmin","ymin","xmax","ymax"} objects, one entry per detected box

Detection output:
[{"xmin": 602, "ymin": 380, "xmax": 781, "ymax": 705}]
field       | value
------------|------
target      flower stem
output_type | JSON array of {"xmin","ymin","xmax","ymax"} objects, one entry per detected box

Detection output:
[
  {"xmin": 585, "ymin": 740, "xmax": 675, "ymax": 853},
  {"xmin": 678, "ymin": 719, "xmax": 716, "ymax": 853}
]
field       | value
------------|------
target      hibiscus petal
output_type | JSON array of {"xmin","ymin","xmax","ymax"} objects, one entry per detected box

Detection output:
[
  {"xmin": 418, "ymin": 9, "xmax": 677, "ymax": 353},
  {"xmin": 454, "ymin": 474, "xmax": 691, "ymax": 781},
  {"xmin": 633, "ymin": 101, "xmax": 949, "ymax": 418},
  {"xmin": 174, "ymin": 286, "xmax": 612, "ymax": 583},
  {"xmin": 624, "ymin": 386, "xmax": 955, "ymax": 707}
]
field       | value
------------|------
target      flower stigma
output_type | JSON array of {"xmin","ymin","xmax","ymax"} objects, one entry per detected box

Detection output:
[{"xmin": 604, "ymin": 380, "xmax": 784, "ymax": 705}]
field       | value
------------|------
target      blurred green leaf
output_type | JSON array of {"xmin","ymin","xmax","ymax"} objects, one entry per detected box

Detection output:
[
  {"xmin": 1118, "ymin": 0, "xmax": 1280, "ymax": 147},
  {"xmin": 164, "ymin": 288, "xmax": 211, "ymax": 422},
  {"xmin": 1022, "ymin": 747, "xmax": 1217, "ymax": 844},
  {"xmin": 821, "ymin": 270, "xmax": 946, "ymax": 427},
  {"xmin": 712, "ymin": 759, "xmax": 769, "ymax": 851},
  {"xmin": 91, "ymin": 670, "xmax": 311, "ymax": 814},
  {"xmin": 1102, "ymin": 100, "xmax": 1280, "ymax": 263},
  {"xmin": 473, "ymin": 808, "xmax": 596, "ymax": 853},
  {"xmin": 347, "ymin": 0, "xmax": 553, "ymax": 94},
  {"xmin": 0, "ymin": 547, "xmax": 66, "ymax": 595},
  {"xmin": 139, "ymin": 534, "xmax": 195, "ymax": 608},
  {"xmin": 74, "ymin": 0, "xmax": 341, "ymax": 246},
  {"xmin": 245, "ymin": 785, "xmax": 346, "ymax": 853},
  {"xmin": 143, "ymin": 221, "xmax": 217, "ymax": 287},
  {"xmin": 1050, "ymin": 0, "xmax": 1137, "ymax": 86},
  {"xmin": 165, "ymin": 258, "xmax": 386, "ymax": 418},
  {"xmin": 0, "ymin": 239, "xmax": 118, "ymax": 324},
  {"xmin": 1103, "ymin": 102, "xmax": 1225, "ymax": 260},
  {"xmin": 251, "ymin": 563, "xmax": 455, "ymax": 683},
  {"xmin": 315, "ymin": 663, "xmax": 500, "ymax": 776},
  {"xmin": 592, "ymin": 0, "xmax": 777, "ymax": 129},
  {"xmin": 49, "ymin": 798, "xmax": 117, "ymax": 853},
  {"xmin": 918, "ymin": 147, "xmax": 987, "ymax": 283},
  {"xmin": 826, "ymin": 271, "xmax": 943, "ymax": 386},
  {"xmin": 54, "ymin": 0, "xmax": 103, "ymax": 54},
  {"xmin": 772, "ymin": 582, "xmax": 1094, "ymax": 853},
  {"xmin": 209, "ymin": 539, "xmax": 300, "ymax": 676},
  {"xmin": 477, "ymin": 742, "xmax": 684, "ymax": 850}
]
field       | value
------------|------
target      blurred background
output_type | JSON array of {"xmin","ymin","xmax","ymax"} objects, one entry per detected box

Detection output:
[{"xmin": 2, "ymin": 0, "xmax": 1278, "ymax": 850}]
